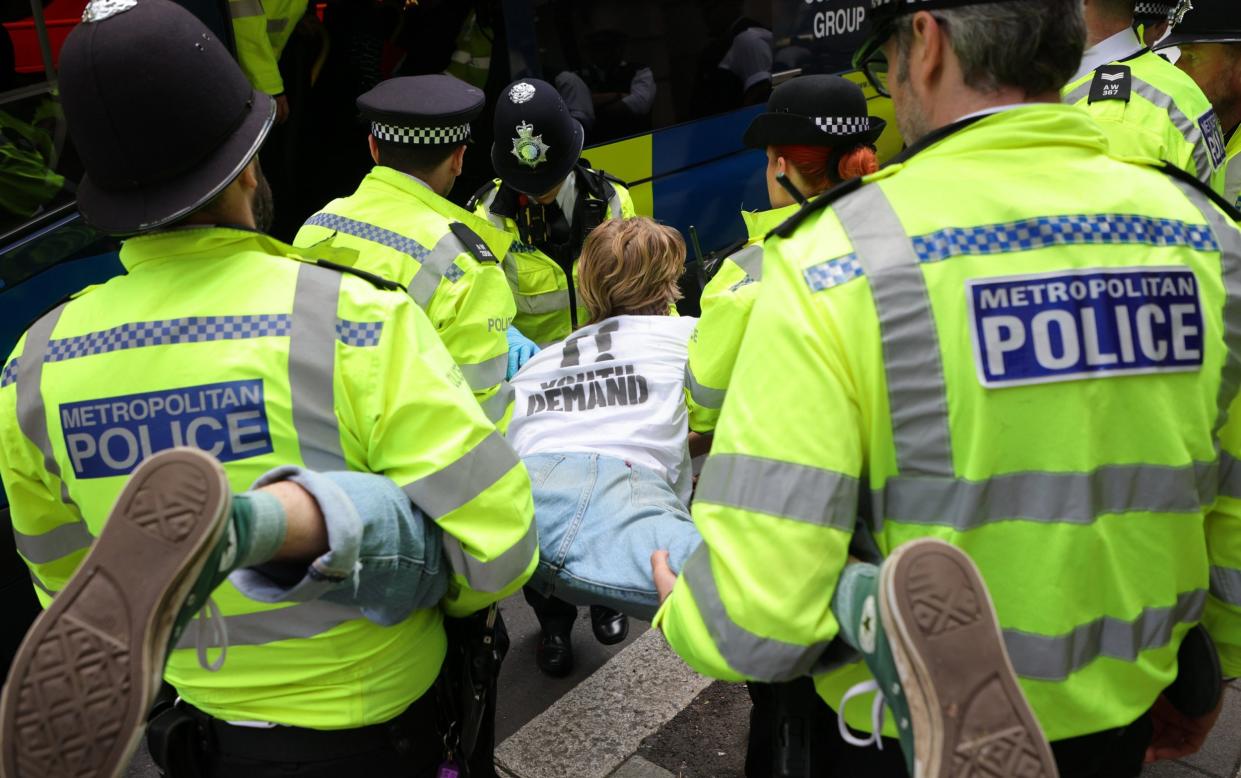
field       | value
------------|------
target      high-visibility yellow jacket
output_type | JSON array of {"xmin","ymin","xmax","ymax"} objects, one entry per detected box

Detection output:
[
  {"xmin": 229, "ymin": 0, "xmax": 307, "ymax": 95},
  {"xmin": 655, "ymin": 104, "xmax": 1241, "ymax": 743},
  {"xmin": 445, "ymin": 9, "xmax": 491, "ymax": 89},
  {"xmin": 295, "ymin": 166, "xmax": 517, "ymax": 427},
  {"xmin": 685, "ymin": 204, "xmax": 798, "ymax": 433},
  {"xmin": 1226, "ymin": 130, "xmax": 1240, "ymax": 211},
  {"xmin": 0, "ymin": 109, "xmax": 63, "ymax": 223},
  {"xmin": 471, "ymin": 167, "xmax": 635, "ymax": 346},
  {"xmin": 0, "ymin": 227, "xmax": 537, "ymax": 728},
  {"xmin": 1064, "ymin": 48, "xmax": 1227, "ymax": 194}
]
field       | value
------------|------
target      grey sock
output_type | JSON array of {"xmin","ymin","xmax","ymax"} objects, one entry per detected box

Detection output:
[{"xmin": 232, "ymin": 490, "xmax": 288, "ymax": 569}]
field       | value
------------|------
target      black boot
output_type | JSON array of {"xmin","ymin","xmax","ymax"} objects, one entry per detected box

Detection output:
[
  {"xmin": 590, "ymin": 605, "xmax": 629, "ymax": 646},
  {"xmin": 524, "ymin": 588, "xmax": 578, "ymax": 678}
]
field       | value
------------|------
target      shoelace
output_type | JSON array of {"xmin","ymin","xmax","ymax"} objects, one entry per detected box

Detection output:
[
  {"xmin": 195, "ymin": 597, "xmax": 229, "ymax": 672},
  {"xmin": 837, "ymin": 679, "xmax": 886, "ymax": 751}
]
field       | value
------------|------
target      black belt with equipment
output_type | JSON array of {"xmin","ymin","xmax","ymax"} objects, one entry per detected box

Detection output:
[{"xmin": 147, "ymin": 689, "xmax": 438, "ymax": 774}]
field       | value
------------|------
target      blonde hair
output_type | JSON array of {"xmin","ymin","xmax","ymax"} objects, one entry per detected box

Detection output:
[{"xmin": 577, "ymin": 217, "xmax": 685, "ymax": 324}]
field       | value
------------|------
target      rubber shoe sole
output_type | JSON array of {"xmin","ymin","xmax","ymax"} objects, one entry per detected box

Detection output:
[
  {"xmin": 1, "ymin": 448, "xmax": 230, "ymax": 778},
  {"xmin": 880, "ymin": 539, "xmax": 1059, "ymax": 778}
]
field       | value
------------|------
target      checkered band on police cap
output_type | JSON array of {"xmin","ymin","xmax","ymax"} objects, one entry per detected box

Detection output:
[
  {"xmin": 370, "ymin": 121, "xmax": 471, "ymax": 145},
  {"xmin": 815, "ymin": 116, "xmax": 872, "ymax": 136},
  {"xmin": 1134, "ymin": 1, "xmax": 1177, "ymax": 15}
]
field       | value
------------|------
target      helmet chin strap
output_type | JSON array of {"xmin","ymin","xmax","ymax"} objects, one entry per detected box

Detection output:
[{"xmin": 775, "ymin": 171, "xmax": 809, "ymax": 206}]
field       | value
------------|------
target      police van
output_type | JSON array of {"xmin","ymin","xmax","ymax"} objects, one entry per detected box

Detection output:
[{"xmin": 0, "ymin": 0, "xmax": 894, "ymax": 670}]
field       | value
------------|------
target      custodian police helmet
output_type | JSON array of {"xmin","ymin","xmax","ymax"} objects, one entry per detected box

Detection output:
[
  {"xmin": 491, "ymin": 78, "xmax": 585, "ymax": 197},
  {"xmin": 59, "ymin": 0, "xmax": 275, "ymax": 234}
]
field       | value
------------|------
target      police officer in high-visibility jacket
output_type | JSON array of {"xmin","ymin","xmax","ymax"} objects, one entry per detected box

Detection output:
[
  {"xmin": 653, "ymin": 0, "xmax": 1241, "ymax": 774},
  {"xmin": 1134, "ymin": 1, "xmax": 1177, "ymax": 46},
  {"xmin": 228, "ymin": 0, "xmax": 306, "ymax": 123},
  {"xmin": 1153, "ymin": 0, "xmax": 1241, "ymax": 210},
  {"xmin": 470, "ymin": 79, "xmax": 636, "ymax": 347},
  {"xmin": 1064, "ymin": 0, "xmax": 1226, "ymax": 193},
  {"xmin": 685, "ymin": 75, "xmax": 882, "ymax": 435},
  {"xmin": 0, "ymin": 2, "xmax": 536, "ymax": 773},
  {"xmin": 294, "ymin": 75, "xmax": 518, "ymax": 428}
]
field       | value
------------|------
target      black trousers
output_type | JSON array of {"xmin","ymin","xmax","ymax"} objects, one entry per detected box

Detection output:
[
  {"xmin": 523, "ymin": 585, "xmax": 578, "ymax": 634},
  {"xmin": 745, "ymin": 680, "xmax": 1153, "ymax": 778}
]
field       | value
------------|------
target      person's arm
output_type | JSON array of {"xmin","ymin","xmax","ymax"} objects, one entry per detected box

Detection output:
[
  {"xmin": 0, "ymin": 337, "xmax": 89, "ymax": 604},
  {"xmin": 428, "ymin": 256, "xmax": 517, "ymax": 430},
  {"xmin": 621, "ymin": 66, "xmax": 656, "ymax": 115},
  {"xmin": 685, "ymin": 260, "xmax": 759, "ymax": 433},
  {"xmin": 653, "ymin": 231, "xmax": 862, "ymax": 682},
  {"xmin": 355, "ymin": 294, "xmax": 536, "ymax": 617},
  {"xmin": 229, "ymin": 0, "xmax": 284, "ymax": 97}
]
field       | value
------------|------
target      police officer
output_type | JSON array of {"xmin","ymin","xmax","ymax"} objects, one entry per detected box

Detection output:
[
  {"xmin": 685, "ymin": 75, "xmax": 883, "ymax": 436},
  {"xmin": 294, "ymin": 75, "xmax": 518, "ymax": 427},
  {"xmin": 228, "ymin": 0, "xmax": 306, "ymax": 123},
  {"xmin": 652, "ymin": 0, "xmax": 1241, "ymax": 775},
  {"xmin": 1134, "ymin": 0, "xmax": 1177, "ymax": 46},
  {"xmin": 469, "ymin": 78, "xmax": 632, "ymax": 677},
  {"xmin": 0, "ymin": 2, "xmax": 537, "ymax": 774},
  {"xmin": 1152, "ymin": 0, "xmax": 1241, "ymax": 210},
  {"xmin": 1065, "ymin": 0, "xmax": 1226, "ymax": 193},
  {"xmin": 470, "ymin": 78, "xmax": 636, "ymax": 348}
]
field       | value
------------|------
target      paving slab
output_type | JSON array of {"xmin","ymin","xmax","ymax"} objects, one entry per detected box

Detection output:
[
  {"xmin": 495, "ymin": 630, "xmax": 712, "ymax": 778},
  {"xmin": 609, "ymin": 755, "xmax": 677, "ymax": 778}
]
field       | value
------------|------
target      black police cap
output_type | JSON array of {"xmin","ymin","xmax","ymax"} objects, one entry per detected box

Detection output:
[
  {"xmin": 1154, "ymin": 0, "xmax": 1241, "ymax": 49},
  {"xmin": 59, "ymin": 0, "xmax": 274, "ymax": 234},
  {"xmin": 358, "ymin": 75, "xmax": 484, "ymax": 146},
  {"xmin": 743, "ymin": 75, "xmax": 885, "ymax": 149},
  {"xmin": 854, "ymin": 0, "xmax": 1017, "ymax": 69},
  {"xmin": 1134, "ymin": 1, "xmax": 1177, "ymax": 22},
  {"xmin": 491, "ymin": 79, "xmax": 585, "ymax": 196}
]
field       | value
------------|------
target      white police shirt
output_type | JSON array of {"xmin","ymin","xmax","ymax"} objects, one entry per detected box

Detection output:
[{"xmin": 507, "ymin": 315, "xmax": 698, "ymax": 504}]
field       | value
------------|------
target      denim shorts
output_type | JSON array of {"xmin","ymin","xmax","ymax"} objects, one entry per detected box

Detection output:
[{"xmin": 523, "ymin": 452, "xmax": 702, "ymax": 621}]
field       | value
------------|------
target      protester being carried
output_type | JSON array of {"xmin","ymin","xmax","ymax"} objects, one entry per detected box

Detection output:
[{"xmin": 506, "ymin": 217, "xmax": 701, "ymax": 621}]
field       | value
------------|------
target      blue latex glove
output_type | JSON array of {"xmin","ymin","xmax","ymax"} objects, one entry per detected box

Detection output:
[{"xmin": 506, "ymin": 326, "xmax": 540, "ymax": 379}]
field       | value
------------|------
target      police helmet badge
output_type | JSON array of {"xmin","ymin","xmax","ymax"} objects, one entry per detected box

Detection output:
[
  {"xmin": 509, "ymin": 82, "xmax": 536, "ymax": 104},
  {"xmin": 511, "ymin": 121, "xmax": 549, "ymax": 168},
  {"xmin": 1171, "ymin": 0, "xmax": 1192, "ymax": 24}
]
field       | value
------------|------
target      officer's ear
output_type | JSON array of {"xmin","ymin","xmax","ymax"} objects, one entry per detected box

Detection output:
[
  {"xmin": 368, "ymin": 135, "xmax": 380, "ymax": 165},
  {"xmin": 450, "ymin": 145, "xmax": 467, "ymax": 177}
]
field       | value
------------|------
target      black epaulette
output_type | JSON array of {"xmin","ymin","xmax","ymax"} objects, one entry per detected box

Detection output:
[
  {"xmin": 467, "ymin": 179, "xmax": 500, "ymax": 211},
  {"xmin": 313, "ymin": 259, "xmax": 406, "ymax": 292},
  {"xmin": 768, "ymin": 177, "xmax": 866, "ymax": 240},
  {"xmin": 450, "ymin": 222, "xmax": 499, "ymax": 264},
  {"xmin": 597, "ymin": 169, "xmax": 628, "ymax": 189},
  {"xmin": 1088, "ymin": 64, "xmax": 1132, "ymax": 104},
  {"xmin": 1157, "ymin": 162, "xmax": 1241, "ymax": 222}
]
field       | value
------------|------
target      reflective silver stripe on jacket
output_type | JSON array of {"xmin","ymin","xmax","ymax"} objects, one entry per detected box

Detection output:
[
  {"xmin": 1004, "ymin": 589, "xmax": 1206, "ymax": 681},
  {"xmin": 13, "ymin": 522, "xmax": 95, "ymax": 565},
  {"xmin": 289, "ymin": 263, "xmax": 347, "ymax": 472},
  {"xmin": 15, "ymin": 303, "xmax": 93, "ymax": 560},
  {"xmin": 407, "ymin": 231, "xmax": 472, "ymax": 309},
  {"xmin": 266, "ymin": 17, "xmax": 288, "ymax": 33},
  {"xmin": 459, "ymin": 353, "xmax": 508, "ymax": 393},
  {"xmin": 442, "ymin": 520, "xmax": 537, "ymax": 593},
  {"xmin": 229, "ymin": 0, "xmax": 264, "ymax": 18},
  {"xmin": 1210, "ymin": 566, "xmax": 1241, "ymax": 606},
  {"xmin": 176, "ymin": 600, "xmax": 362, "ymax": 649},
  {"xmin": 682, "ymin": 544, "xmax": 831, "ymax": 680},
  {"xmin": 834, "ymin": 185, "xmax": 954, "ymax": 476},
  {"xmin": 607, "ymin": 190, "xmax": 624, "ymax": 220},
  {"xmin": 697, "ymin": 454, "xmax": 858, "ymax": 531},
  {"xmin": 480, "ymin": 381, "xmax": 515, "ymax": 424},
  {"xmin": 728, "ymin": 244, "xmax": 764, "ymax": 283},
  {"xmin": 401, "ymin": 430, "xmax": 519, "ymax": 518},
  {"xmin": 1065, "ymin": 74, "xmax": 1216, "ymax": 184},
  {"xmin": 685, "ymin": 363, "xmax": 725, "ymax": 410},
  {"xmin": 875, "ymin": 460, "xmax": 1217, "ymax": 531},
  {"xmin": 1221, "ymin": 451, "xmax": 1241, "ymax": 499}
]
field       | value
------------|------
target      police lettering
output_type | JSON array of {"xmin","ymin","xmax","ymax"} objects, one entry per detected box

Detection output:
[
  {"xmin": 526, "ymin": 364, "xmax": 649, "ymax": 414},
  {"xmin": 60, "ymin": 379, "xmax": 274, "ymax": 478},
  {"xmin": 813, "ymin": 6, "xmax": 865, "ymax": 38},
  {"xmin": 969, "ymin": 268, "xmax": 1203, "ymax": 387}
]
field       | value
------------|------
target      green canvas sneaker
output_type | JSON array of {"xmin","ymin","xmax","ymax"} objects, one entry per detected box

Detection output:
[
  {"xmin": 833, "ymin": 539, "xmax": 1059, "ymax": 778},
  {"xmin": 1, "ymin": 447, "xmax": 244, "ymax": 778}
]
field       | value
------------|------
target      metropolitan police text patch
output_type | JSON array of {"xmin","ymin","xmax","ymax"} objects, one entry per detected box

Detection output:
[
  {"xmin": 60, "ymin": 379, "xmax": 273, "ymax": 478},
  {"xmin": 1200, "ymin": 109, "xmax": 1227, "ymax": 170},
  {"xmin": 967, "ymin": 268, "xmax": 1203, "ymax": 388}
]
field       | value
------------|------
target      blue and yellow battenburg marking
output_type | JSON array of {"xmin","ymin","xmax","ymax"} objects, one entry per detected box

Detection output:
[
  {"xmin": 60, "ymin": 379, "xmax": 273, "ymax": 478},
  {"xmin": 968, "ymin": 267, "xmax": 1204, "ymax": 388}
]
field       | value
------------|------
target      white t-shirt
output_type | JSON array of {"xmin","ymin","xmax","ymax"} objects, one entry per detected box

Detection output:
[{"xmin": 507, "ymin": 315, "xmax": 698, "ymax": 504}]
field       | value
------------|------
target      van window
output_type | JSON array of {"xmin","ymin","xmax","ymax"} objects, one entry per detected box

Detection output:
[
  {"xmin": 772, "ymin": 0, "xmax": 871, "ymax": 76},
  {"xmin": 528, "ymin": 0, "xmax": 774, "ymax": 145}
]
